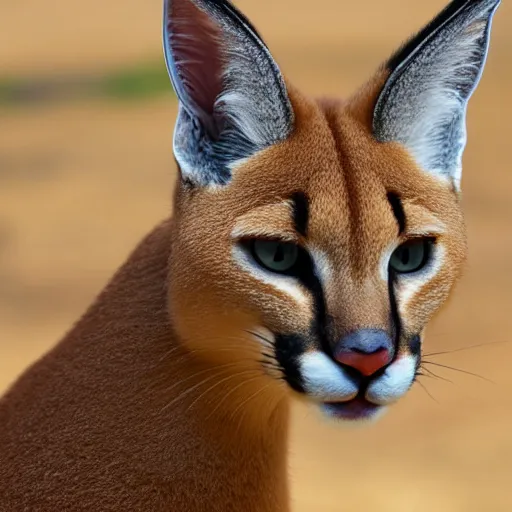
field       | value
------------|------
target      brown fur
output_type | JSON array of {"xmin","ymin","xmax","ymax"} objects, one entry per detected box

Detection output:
[
  {"xmin": 0, "ymin": 221, "xmax": 289, "ymax": 511},
  {"xmin": 0, "ymin": 15, "xmax": 472, "ymax": 512},
  {"xmin": 0, "ymin": 85, "xmax": 467, "ymax": 511}
]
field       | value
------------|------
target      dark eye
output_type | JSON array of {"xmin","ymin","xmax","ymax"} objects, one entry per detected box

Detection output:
[
  {"xmin": 389, "ymin": 239, "xmax": 433, "ymax": 274},
  {"xmin": 250, "ymin": 239, "xmax": 299, "ymax": 273}
]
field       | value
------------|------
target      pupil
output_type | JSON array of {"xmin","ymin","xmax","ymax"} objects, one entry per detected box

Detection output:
[
  {"xmin": 401, "ymin": 248, "xmax": 410, "ymax": 265},
  {"xmin": 273, "ymin": 245, "xmax": 285, "ymax": 263}
]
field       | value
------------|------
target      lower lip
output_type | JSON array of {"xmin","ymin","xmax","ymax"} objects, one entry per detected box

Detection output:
[{"xmin": 321, "ymin": 397, "xmax": 382, "ymax": 421}]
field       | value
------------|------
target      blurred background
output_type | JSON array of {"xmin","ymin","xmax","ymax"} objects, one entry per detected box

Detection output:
[{"xmin": 1, "ymin": 0, "xmax": 512, "ymax": 510}]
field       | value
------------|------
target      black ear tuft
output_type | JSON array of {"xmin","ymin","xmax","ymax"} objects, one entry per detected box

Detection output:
[
  {"xmin": 163, "ymin": 0, "xmax": 294, "ymax": 187},
  {"xmin": 373, "ymin": 0, "xmax": 501, "ymax": 190}
]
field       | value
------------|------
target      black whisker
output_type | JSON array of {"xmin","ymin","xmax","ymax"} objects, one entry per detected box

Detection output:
[
  {"xmin": 424, "ymin": 340, "xmax": 511, "ymax": 358},
  {"xmin": 416, "ymin": 380, "xmax": 439, "ymax": 404},
  {"xmin": 416, "ymin": 371, "xmax": 435, "ymax": 380},
  {"xmin": 245, "ymin": 329, "xmax": 274, "ymax": 345},
  {"xmin": 421, "ymin": 365, "xmax": 453, "ymax": 384},
  {"xmin": 422, "ymin": 361, "xmax": 494, "ymax": 383}
]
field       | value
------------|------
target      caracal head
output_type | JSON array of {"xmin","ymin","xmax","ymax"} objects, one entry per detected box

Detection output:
[{"xmin": 163, "ymin": 0, "xmax": 500, "ymax": 422}]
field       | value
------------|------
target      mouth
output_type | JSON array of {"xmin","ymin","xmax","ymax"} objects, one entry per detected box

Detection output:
[
  {"xmin": 320, "ymin": 394, "xmax": 384, "ymax": 422},
  {"xmin": 282, "ymin": 349, "xmax": 417, "ymax": 422},
  {"xmin": 252, "ymin": 330, "xmax": 418, "ymax": 422}
]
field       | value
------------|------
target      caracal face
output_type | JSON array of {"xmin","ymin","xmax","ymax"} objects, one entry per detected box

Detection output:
[{"xmin": 163, "ymin": 0, "xmax": 500, "ymax": 422}]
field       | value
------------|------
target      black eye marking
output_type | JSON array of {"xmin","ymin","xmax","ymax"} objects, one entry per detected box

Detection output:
[
  {"xmin": 409, "ymin": 335, "xmax": 421, "ymax": 358},
  {"xmin": 387, "ymin": 192, "xmax": 406, "ymax": 235},
  {"xmin": 387, "ymin": 267, "xmax": 401, "ymax": 350},
  {"xmin": 291, "ymin": 191, "xmax": 309, "ymax": 237},
  {"xmin": 274, "ymin": 334, "xmax": 306, "ymax": 393}
]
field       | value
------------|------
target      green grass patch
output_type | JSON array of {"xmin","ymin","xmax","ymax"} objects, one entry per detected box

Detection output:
[
  {"xmin": 0, "ymin": 78, "xmax": 23, "ymax": 105},
  {"xmin": 0, "ymin": 59, "xmax": 175, "ymax": 107},
  {"xmin": 98, "ymin": 60, "xmax": 173, "ymax": 100}
]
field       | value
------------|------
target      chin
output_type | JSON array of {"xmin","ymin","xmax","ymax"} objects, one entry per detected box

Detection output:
[{"xmin": 318, "ymin": 397, "xmax": 389, "ymax": 425}]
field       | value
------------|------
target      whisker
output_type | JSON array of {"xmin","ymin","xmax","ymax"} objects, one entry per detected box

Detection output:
[
  {"xmin": 424, "ymin": 340, "xmax": 511, "ymax": 358},
  {"xmin": 261, "ymin": 362, "xmax": 283, "ymax": 380},
  {"xmin": 421, "ymin": 366, "xmax": 454, "ymax": 384},
  {"xmin": 244, "ymin": 329, "xmax": 274, "ymax": 345},
  {"xmin": 154, "ymin": 345, "xmax": 191, "ymax": 365},
  {"xmin": 153, "ymin": 331, "xmax": 277, "ymax": 364},
  {"xmin": 185, "ymin": 370, "xmax": 258, "ymax": 413},
  {"xmin": 261, "ymin": 359, "xmax": 281, "ymax": 370},
  {"xmin": 422, "ymin": 361, "xmax": 494, "ymax": 383},
  {"xmin": 158, "ymin": 362, "xmax": 248, "ymax": 407},
  {"xmin": 206, "ymin": 333, "xmax": 272, "ymax": 345},
  {"xmin": 230, "ymin": 382, "xmax": 273, "ymax": 424},
  {"xmin": 158, "ymin": 345, "xmax": 270, "ymax": 368},
  {"xmin": 205, "ymin": 375, "xmax": 264, "ymax": 421},
  {"xmin": 416, "ymin": 380, "xmax": 439, "ymax": 404},
  {"xmin": 160, "ymin": 369, "xmax": 238, "ymax": 413},
  {"xmin": 234, "ymin": 382, "xmax": 274, "ymax": 436},
  {"xmin": 145, "ymin": 333, "xmax": 281, "ymax": 399},
  {"xmin": 148, "ymin": 344, "xmax": 279, "ymax": 390}
]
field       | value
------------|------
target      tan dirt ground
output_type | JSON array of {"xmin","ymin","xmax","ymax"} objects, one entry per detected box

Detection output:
[{"xmin": 1, "ymin": 1, "xmax": 512, "ymax": 510}]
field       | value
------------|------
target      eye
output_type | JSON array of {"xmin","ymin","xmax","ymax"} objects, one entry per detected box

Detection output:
[
  {"xmin": 389, "ymin": 239, "xmax": 433, "ymax": 274},
  {"xmin": 250, "ymin": 239, "xmax": 299, "ymax": 273}
]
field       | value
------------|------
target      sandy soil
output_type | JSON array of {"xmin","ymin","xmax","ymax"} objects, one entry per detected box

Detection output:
[{"xmin": 2, "ymin": 1, "xmax": 512, "ymax": 510}]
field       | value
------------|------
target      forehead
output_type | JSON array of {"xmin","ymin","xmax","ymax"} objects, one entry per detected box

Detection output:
[
  {"xmin": 230, "ymin": 91, "xmax": 456, "ymax": 204},
  {"xmin": 228, "ymin": 93, "xmax": 459, "ymax": 259}
]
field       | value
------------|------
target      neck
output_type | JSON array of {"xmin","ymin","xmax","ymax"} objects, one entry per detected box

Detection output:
[{"xmin": 0, "ymin": 219, "xmax": 290, "ymax": 512}]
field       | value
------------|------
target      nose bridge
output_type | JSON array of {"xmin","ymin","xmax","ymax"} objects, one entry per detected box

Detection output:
[
  {"xmin": 307, "ymin": 167, "xmax": 395, "ymax": 341},
  {"xmin": 327, "ymin": 275, "xmax": 391, "ymax": 341}
]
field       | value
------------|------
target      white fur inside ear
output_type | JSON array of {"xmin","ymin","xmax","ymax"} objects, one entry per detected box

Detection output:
[
  {"xmin": 374, "ymin": 1, "xmax": 500, "ymax": 190},
  {"xmin": 402, "ymin": 84, "xmax": 466, "ymax": 191},
  {"xmin": 164, "ymin": 0, "xmax": 293, "ymax": 187},
  {"xmin": 217, "ymin": 90, "xmax": 273, "ymax": 151}
]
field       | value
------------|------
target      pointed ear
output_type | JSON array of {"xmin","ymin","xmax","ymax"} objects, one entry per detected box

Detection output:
[
  {"xmin": 373, "ymin": 0, "xmax": 501, "ymax": 190},
  {"xmin": 163, "ymin": 0, "xmax": 294, "ymax": 186}
]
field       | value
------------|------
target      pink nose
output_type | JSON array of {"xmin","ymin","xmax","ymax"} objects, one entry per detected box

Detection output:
[
  {"xmin": 334, "ymin": 348, "xmax": 391, "ymax": 376},
  {"xmin": 333, "ymin": 329, "xmax": 394, "ymax": 376}
]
